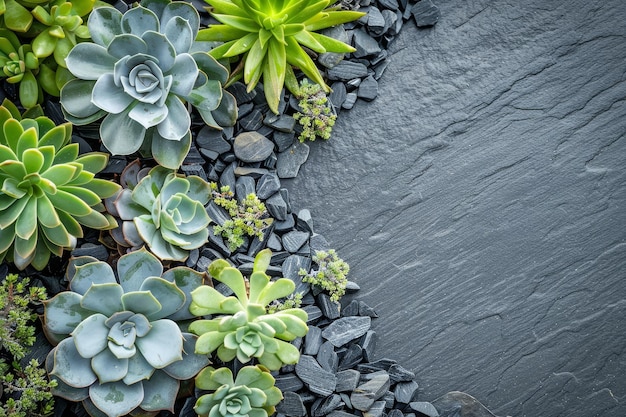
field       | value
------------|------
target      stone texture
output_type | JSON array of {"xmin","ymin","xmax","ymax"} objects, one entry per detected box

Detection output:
[
  {"xmin": 277, "ymin": 143, "xmax": 310, "ymax": 178},
  {"xmin": 295, "ymin": 355, "xmax": 337, "ymax": 397},
  {"xmin": 351, "ymin": 372, "xmax": 390, "ymax": 411},
  {"xmin": 432, "ymin": 392, "xmax": 497, "ymax": 417},
  {"xmin": 322, "ymin": 316, "xmax": 372, "ymax": 347},
  {"xmin": 233, "ymin": 131, "xmax": 274, "ymax": 162},
  {"xmin": 284, "ymin": 1, "xmax": 626, "ymax": 416}
]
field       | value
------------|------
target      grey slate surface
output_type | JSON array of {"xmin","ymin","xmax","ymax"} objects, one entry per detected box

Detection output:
[{"xmin": 285, "ymin": 0, "xmax": 626, "ymax": 416}]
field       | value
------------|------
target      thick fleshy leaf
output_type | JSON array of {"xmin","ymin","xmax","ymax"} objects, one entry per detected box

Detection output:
[
  {"xmin": 71, "ymin": 313, "xmax": 109, "ymax": 358},
  {"xmin": 189, "ymin": 285, "xmax": 240, "ymax": 315},
  {"xmin": 15, "ymin": 196, "xmax": 37, "ymax": 241},
  {"xmin": 194, "ymin": 331, "xmax": 227, "ymax": 355},
  {"xmin": 128, "ymin": 101, "xmax": 169, "ymax": 129},
  {"xmin": 123, "ymin": 351, "xmax": 155, "ymax": 384},
  {"xmin": 91, "ymin": 73, "xmax": 135, "ymax": 113},
  {"xmin": 140, "ymin": 370, "xmax": 179, "ymax": 412},
  {"xmin": 81, "ymin": 283, "xmax": 125, "ymax": 316},
  {"xmin": 41, "ymin": 164, "xmax": 78, "ymax": 185},
  {"xmin": 156, "ymin": 95, "xmax": 190, "ymax": 140},
  {"xmin": 186, "ymin": 79, "xmax": 222, "ymax": 111},
  {"xmin": 117, "ymin": 248, "xmax": 163, "ymax": 293},
  {"xmin": 121, "ymin": 291, "xmax": 162, "ymax": 317},
  {"xmin": 47, "ymin": 350, "xmax": 90, "ymax": 401},
  {"xmin": 89, "ymin": 380, "xmax": 144, "ymax": 417},
  {"xmin": 162, "ymin": 333, "xmax": 209, "ymax": 379},
  {"xmin": 195, "ymin": 366, "xmax": 233, "ymax": 391},
  {"xmin": 44, "ymin": 291, "xmax": 93, "ymax": 335},
  {"xmin": 60, "ymin": 79, "xmax": 102, "ymax": 120},
  {"xmin": 150, "ymin": 128, "xmax": 191, "ymax": 170},
  {"xmin": 142, "ymin": 31, "xmax": 176, "ymax": 72},
  {"xmin": 140, "ymin": 277, "xmax": 185, "ymax": 320},
  {"xmin": 51, "ymin": 338, "xmax": 98, "ymax": 388},
  {"xmin": 91, "ymin": 348, "xmax": 129, "ymax": 383},
  {"xmin": 88, "ymin": 6, "xmax": 124, "ymax": 47},
  {"xmin": 100, "ymin": 109, "xmax": 146, "ymax": 155},
  {"xmin": 66, "ymin": 43, "xmax": 117, "ymax": 79},
  {"xmin": 215, "ymin": 267, "xmax": 249, "ymax": 305},
  {"xmin": 254, "ymin": 277, "xmax": 296, "ymax": 307},
  {"xmin": 274, "ymin": 339, "xmax": 301, "ymax": 365},
  {"xmin": 135, "ymin": 319, "xmax": 183, "ymax": 368},
  {"xmin": 161, "ymin": 267, "xmax": 204, "ymax": 320},
  {"xmin": 164, "ymin": 17, "xmax": 192, "ymax": 55},
  {"xmin": 115, "ymin": 189, "xmax": 147, "ymax": 219},
  {"xmin": 121, "ymin": 5, "xmax": 159, "ymax": 36},
  {"xmin": 167, "ymin": 53, "xmax": 198, "ymax": 97},
  {"xmin": 70, "ymin": 260, "xmax": 117, "ymax": 294},
  {"xmin": 161, "ymin": 1, "xmax": 200, "ymax": 39}
]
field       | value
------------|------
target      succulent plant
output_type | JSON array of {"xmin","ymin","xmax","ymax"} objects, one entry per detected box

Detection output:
[
  {"xmin": 0, "ymin": 99, "xmax": 119, "ymax": 270},
  {"xmin": 293, "ymin": 78, "xmax": 336, "ymax": 142},
  {"xmin": 198, "ymin": 0, "xmax": 365, "ymax": 114},
  {"xmin": 43, "ymin": 249, "xmax": 209, "ymax": 417},
  {"xmin": 189, "ymin": 249, "xmax": 309, "ymax": 370},
  {"xmin": 299, "ymin": 248, "xmax": 349, "ymax": 302},
  {"xmin": 0, "ymin": 28, "xmax": 42, "ymax": 108},
  {"xmin": 194, "ymin": 365, "xmax": 282, "ymax": 417},
  {"xmin": 60, "ymin": 0, "xmax": 237, "ymax": 169},
  {"xmin": 107, "ymin": 165, "xmax": 212, "ymax": 262},
  {"xmin": 0, "ymin": 0, "xmax": 48, "ymax": 33}
]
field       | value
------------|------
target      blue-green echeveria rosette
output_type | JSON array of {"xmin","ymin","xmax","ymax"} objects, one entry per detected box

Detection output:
[
  {"xmin": 43, "ymin": 248, "xmax": 209, "ymax": 417},
  {"xmin": 59, "ymin": 0, "xmax": 236, "ymax": 169}
]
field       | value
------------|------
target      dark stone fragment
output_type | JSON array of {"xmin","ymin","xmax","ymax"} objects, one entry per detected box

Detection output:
[
  {"xmin": 373, "ymin": 59, "xmax": 390, "ymax": 80},
  {"xmin": 329, "ymin": 81, "xmax": 347, "ymax": 110},
  {"xmin": 296, "ymin": 243, "xmax": 311, "ymax": 258},
  {"xmin": 247, "ymin": 235, "xmax": 269, "ymax": 258},
  {"xmin": 277, "ymin": 392, "xmax": 307, "ymax": 417},
  {"xmin": 233, "ymin": 166, "xmax": 270, "ymax": 178},
  {"xmin": 335, "ymin": 369, "xmax": 360, "ymax": 392},
  {"xmin": 274, "ymin": 213, "xmax": 296, "ymax": 232},
  {"xmin": 256, "ymin": 172, "xmax": 282, "ymax": 199},
  {"xmin": 303, "ymin": 305, "xmax": 323, "ymax": 322},
  {"xmin": 318, "ymin": 25, "xmax": 349, "ymax": 68},
  {"xmin": 389, "ymin": 364, "xmax": 416, "ymax": 383},
  {"xmin": 275, "ymin": 373, "xmax": 304, "ymax": 393},
  {"xmin": 196, "ymin": 126, "xmax": 231, "ymax": 154},
  {"xmin": 200, "ymin": 150, "xmax": 220, "ymax": 164},
  {"xmin": 358, "ymin": 75, "xmax": 379, "ymax": 101},
  {"xmin": 185, "ymin": 248, "xmax": 200, "ymax": 268},
  {"xmin": 328, "ymin": 412, "xmax": 358, "ymax": 417},
  {"xmin": 317, "ymin": 340, "xmax": 339, "ymax": 373},
  {"xmin": 342, "ymin": 92, "xmax": 358, "ymax": 110},
  {"xmin": 282, "ymin": 230, "xmax": 310, "ymax": 253},
  {"xmin": 351, "ymin": 373, "xmax": 391, "ymax": 412},
  {"xmin": 395, "ymin": 381, "xmax": 419, "ymax": 404},
  {"xmin": 317, "ymin": 293, "xmax": 341, "ymax": 320},
  {"xmin": 346, "ymin": 78, "xmax": 361, "ymax": 90},
  {"xmin": 346, "ymin": 281, "xmax": 361, "ymax": 293},
  {"xmin": 266, "ymin": 193, "xmax": 288, "ymax": 221},
  {"xmin": 239, "ymin": 108, "xmax": 264, "ymax": 131},
  {"xmin": 237, "ymin": 102, "xmax": 254, "ymax": 118},
  {"xmin": 312, "ymin": 394, "xmax": 344, "ymax": 417},
  {"xmin": 409, "ymin": 402, "xmax": 439, "ymax": 417},
  {"xmin": 411, "ymin": 0, "xmax": 440, "ymax": 27},
  {"xmin": 305, "ymin": 325, "xmax": 323, "ymax": 356},
  {"xmin": 340, "ymin": 392, "xmax": 352, "ymax": 409},
  {"xmin": 367, "ymin": 7, "xmax": 386, "ymax": 35},
  {"xmin": 299, "ymin": 392, "xmax": 317, "ymax": 404},
  {"xmin": 359, "ymin": 301, "xmax": 379, "ymax": 317},
  {"xmin": 219, "ymin": 161, "xmax": 237, "ymax": 192},
  {"xmin": 431, "ymin": 392, "xmax": 498, "ymax": 417},
  {"xmin": 102, "ymin": 156, "xmax": 127, "ymax": 174},
  {"xmin": 296, "ymin": 209, "xmax": 314, "ymax": 233},
  {"xmin": 379, "ymin": 0, "xmax": 399, "ymax": 10},
  {"xmin": 71, "ymin": 244, "xmax": 108, "ymax": 261},
  {"xmin": 357, "ymin": 358, "xmax": 397, "ymax": 373},
  {"xmin": 264, "ymin": 152, "xmax": 277, "ymax": 170},
  {"xmin": 207, "ymin": 228, "xmax": 232, "ymax": 257},
  {"xmin": 183, "ymin": 145, "xmax": 205, "ymax": 165},
  {"xmin": 273, "ymin": 130, "xmax": 296, "ymax": 152},
  {"xmin": 322, "ymin": 316, "xmax": 371, "ymax": 347},
  {"xmin": 360, "ymin": 330, "xmax": 377, "ymax": 362},
  {"xmin": 381, "ymin": 9, "xmax": 398, "ymax": 35},
  {"xmin": 388, "ymin": 410, "xmax": 404, "ymax": 417},
  {"xmin": 309, "ymin": 234, "xmax": 330, "ymax": 252},
  {"xmin": 281, "ymin": 254, "xmax": 310, "ymax": 294},
  {"xmin": 295, "ymin": 355, "xmax": 337, "ymax": 397},
  {"xmin": 235, "ymin": 175, "xmax": 256, "ymax": 203},
  {"xmin": 180, "ymin": 164, "xmax": 207, "ymax": 180},
  {"xmin": 338, "ymin": 343, "xmax": 363, "ymax": 371},
  {"xmin": 206, "ymin": 201, "xmax": 231, "ymax": 226},
  {"xmin": 227, "ymin": 81, "xmax": 256, "ymax": 103},
  {"xmin": 384, "ymin": 390, "xmax": 396, "ymax": 408},
  {"xmin": 327, "ymin": 61, "xmax": 369, "ymax": 81},
  {"xmin": 365, "ymin": 401, "xmax": 387, "ymax": 417},
  {"xmin": 279, "ymin": 188, "xmax": 291, "ymax": 213},
  {"xmin": 234, "ymin": 131, "xmax": 275, "ymax": 163},
  {"xmin": 353, "ymin": 28, "xmax": 382, "ymax": 58},
  {"xmin": 266, "ymin": 233, "xmax": 283, "ymax": 251},
  {"xmin": 264, "ymin": 114, "xmax": 297, "ymax": 133},
  {"xmin": 277, "ymin": 143, "xmax": 310, "ymax": 178},
  {"xmin": 342, "ymin": 300, "xmax": 361, "ymax": 317}
]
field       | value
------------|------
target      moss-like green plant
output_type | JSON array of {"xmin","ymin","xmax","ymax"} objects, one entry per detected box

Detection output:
[
  {"xmin": 60, "ymin": 0, "xmax": 237, "ymax": 169},
  {"xmin": 43, "ymin": 249, "xmax": 209, "ymax": 417},
  {"xmin": 299, "ymin": 249, "xmax": 349, "ymax": 302},
  {"xmin": 0, "ymin": 99, "xmax": 120, "ymax": 270},
  {"xmin": 189, "ymin": 249, "xmax": 309, "ymax": 370},
  {"xmin": 198, "ymin": 0, "xmax": 365, "ymax": 114},
  {"xmin": 0, "ymin": 274, "xmax": 56, "ymax": 417},
  {"xmin": 194, "ymin": 365, "xmax": 282, "ymax": 417},
  {"xmin": 266, "ymin": 291, "xmax": 302, "ymax": 314},
  {"xmin": 211, "ymin": 183, "xmax": 273, "ymax": 252},
  {"xmin": 293, "ymin": 78, "xmax": 336, "ymax": 142}
]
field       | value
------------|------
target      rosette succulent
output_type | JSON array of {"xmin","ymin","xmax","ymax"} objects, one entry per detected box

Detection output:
[
  {"xmin": 43, "ymin": 249, "xmax": 209, "ymax": 417},
  {"xmin": 198, "ymin": 0, "xmax": 365, "ymax": 114},
  {"xmin": 0, "ymin": 99, "xmax": 119, "ymax": 270},
  {"xmin": 0, "ymin": 28, "xmax": 42, "ymax": 108},
  {"xmin": 60, "ymin": 0, "xmax": 237, "ymax": 169},
  {"xmin": 189, "ymin": 249, "xmax": 309, "ymax": 370},
  {"xmin": 194, "ymin": 366, "xmax": 282, "ymax": 417},
  {"xmin": 108, "ymin": 165, "xmax": 211, "ymax": 262}
]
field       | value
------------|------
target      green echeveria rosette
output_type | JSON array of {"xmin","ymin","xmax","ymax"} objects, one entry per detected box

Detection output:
[
  {"xmin": 43, "ymin": 249, "xmax": 209, "ymax": 417},
  {"xmin": 194, "ymin": 366, "xmax": 283, "ymax": 417},
  {"xmin": 60, "ymin": 0, "xmax": 236, "ymax": 169},
  {"xmin": 189, "ymin": 249, "xmax": 309, "ymax": 371},
  {"xmin": 110, "ymin": 165, "xmax": 212, "ymax": 262},
  {"xmin": 0, "ymin": 99, "xmax": 119, "ymax": 270},
  {"xmin": 198, "ymin": 0, "xmax": 365, "ymax": 114}
]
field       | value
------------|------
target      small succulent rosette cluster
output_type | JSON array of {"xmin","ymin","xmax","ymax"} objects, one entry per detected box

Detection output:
[
  {"xmin": 194, "ymin": 365, "xmax": 283, "ymax": 417},
  {"xmin": 43, "ymin": 249, "xmax": 209, "ymax": 417},
  {"xmin": 0, "ymin": 99, "xmax": 119, "ymax": 270},
  {"xmin": 189, "ymin": 249, "xmax": 309, "ymax": 370},
  {"xmin": 199, "ymin": 0, "xmax": 365, "ymax": 113},
  {"xmin": 60, "ymin": 0, "xmax": 237, "ymax": 169},
  {"xmin": 107, "ymin": 165, "xmax": 212, "ymax": 262}
]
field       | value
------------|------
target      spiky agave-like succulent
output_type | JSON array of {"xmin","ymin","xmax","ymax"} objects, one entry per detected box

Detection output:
[
  {"xmin": 194, "ymin": 366, "xmax": 282, "ymax": 417},
  {"xmin": 198, "ymin": 0, "xmax": 365, "ymax": 114},
  {"xmin": 0, "ymin": 99, "xmax": 119, "ymax": 270},
  {"xmin": 60, "ymin": 0, "xmax": 237, "ymax": 169},
  {"xmin": 189, "ymin": 249, "xmax": 309, "ymax": 370},
  {"xmin": 108, "ymin": 165, "xmax": 212, "ymax": 262},
  {"xmin": 43, "ymin": 249, "xmax": 209, "ymax": 417}
]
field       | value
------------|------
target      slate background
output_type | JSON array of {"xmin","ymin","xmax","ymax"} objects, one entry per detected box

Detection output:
[{"xmin": 284, "ymin": 0, "xmax": 626, "ymax": 416}]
